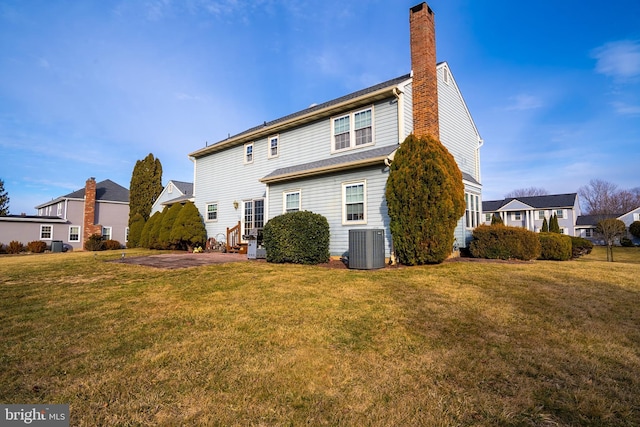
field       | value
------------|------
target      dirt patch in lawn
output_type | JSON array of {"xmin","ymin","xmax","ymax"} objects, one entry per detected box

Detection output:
[{"xmin": 111, "ymin": 252, "xmax": 251, "ymax": 269}]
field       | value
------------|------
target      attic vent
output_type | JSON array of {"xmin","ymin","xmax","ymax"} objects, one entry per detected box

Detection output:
[{"xmin": 444, "ymin": 67, "xmax": 451, "ymax": 85}]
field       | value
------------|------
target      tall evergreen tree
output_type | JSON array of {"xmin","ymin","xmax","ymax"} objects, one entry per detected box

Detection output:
[
  {"xmin": 0, "ymin": 179, "xmax": 10, "ymax": 215},
  {"xmin": 129, "ymin": 154, "xmax": 163, "ymax": 223},
  {"xmin": 385, "ymin": 134, "xmax": 466, "ymax": 265},
  {"xmin": 541, "ymin": 217, "xmax": 549, "ymax": 232},
  {"xmin": 170, "ymin": 202, "xmax": 207, "ymax": 251},
  {"xmin": 549, "ymin": 213, "xmax": 561, "ymax": 233}
]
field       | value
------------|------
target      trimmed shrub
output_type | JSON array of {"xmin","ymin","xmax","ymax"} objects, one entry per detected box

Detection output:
[
  {"xmin": 84, "ymin": 233, "xmax": 105, "ymax": 251},
  {"xmin": 538, "ymin": 233, "xmax": 572, "ymax": 261},
  {"xmin": 630, "ymin": 221, "xmax": 640, "ymax": 239},
  {"xmin": 127, "ymin": 213, "xmax": 145, "ymax": 248},
  {"xmin": 159, "ymin": 203, "xmax": 183, "ymax": 249},
  {"xmin": 0, "ymin": 243, "xmax": 5, "ymax": 254},
  {"xmin": 104, "ymin": 240, "xmax": 123, "ymax": 250},
  {"xmin": 263, "ymin": 211, "xmax": 330, "ymax": 265},
  {"xmin": 140, "ymin": 211, "xmax": 162, "ymax": 249},
  {"xmin": 469, "ymin": 225, "xmax": 541, "ymax": 260},
  {"xmin": 27, "ymin": 241, "xmax": 47, "ymax": 254},
  {"xmin": 570, "ymin": 236, "xmax": 593, "ymax": 258},
  {"xmin": 385, "ymin": 134, "xmax": 466, "ymax": 265},
  {"xmin": 549, "ymin": 213, "xmax": 561, "ymax": 234},
  {"xmin": 7, "ymin": 240, "xmax": 24, "ymax": 254},
  {"xmin": 620, "ymin": 237, "xmax": 634, "ymax": 247},
  {"xmin": 170, "ymin": 202, "xmax": 207, "ymax": 251}
]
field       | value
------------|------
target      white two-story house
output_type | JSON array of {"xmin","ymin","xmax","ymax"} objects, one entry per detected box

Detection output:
[{"xmin": 188, "ymin": 2, "xmax": 483, "ymax": 259}]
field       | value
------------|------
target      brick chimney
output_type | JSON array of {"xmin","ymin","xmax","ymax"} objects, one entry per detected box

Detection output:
[
  {"xmin": 83, "ymin": 177, "xmax": 102, "ymax": 244},
  {"xmin": 410, "ymin": 2, "xmax": 439, "ymax": 139}
]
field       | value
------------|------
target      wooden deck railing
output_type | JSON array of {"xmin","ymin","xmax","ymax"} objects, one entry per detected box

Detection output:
[{"xmin": 226, "ymin": 221, "xmax": 242, "ymax": 253}]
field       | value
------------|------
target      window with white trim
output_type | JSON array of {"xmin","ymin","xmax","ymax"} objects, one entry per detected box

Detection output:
[
  {"xmin": 513, "ymin": 212, "xmax": 522, "ymax": 221},
  {"xmin": 465, "ymin": 193, "xmax": 480, "ymax": 228},
  {"xmin": 206, "ymin": 203, "xmax": 218, "ymax": 221},
  {"xmin": 342, "ymin": 181, "xmax": 366, "ymax": 224},
  {"xmin": 167, "ymin": 182, "xmax": 173, "ymax": 193},
  {"xmin": 443, "ymin": 67, "xmax": 451, "ymax": 85},
  {"xmin": 268, "ymin": 135, "xmax": 279, "ymax": 158},
  {"xmin": 485, "ymin": 213, "xmax": 492, "ymax": 222},
  {"xmin": 69, "ymin": 226, "xmax": 80, "ymax": 242},
  {"xmin": 538, "ymin": 210, "xmax": 545, "ymax": 220},
  {"xmin": 125, "ymin": 227, "xmax": 129, "ymax": 243},
  {"xmin": 634, "ymin": 213, "xmax": 639, "ymax": 221},
  {"xmin": 586, "ymin": 229, "xmax": 593, "ymax": 237},
  {"xmin": 331, "ymin": 107, "xmax": 373, "ymax": 152},
  {"xmin": 284, "ymin": 191, "xmax": 300, "ymax": 213},
  {"xmin": 244, "ymin": 142, "xmax": 254, "ymax": 164},
  {"xmin": 40, "ymin": 225, "xmax": 52, "ymax": 240},
  {"xmin": 57, "ymin": 202, "xmax": 63, "ymax": 216},
  {"xmin": 102, "ymin": 227, "xmax": 112, "ymax": 241},
  {"xmin": 556, "ymin": 209, "xmax": 564, "ymax": 219}
]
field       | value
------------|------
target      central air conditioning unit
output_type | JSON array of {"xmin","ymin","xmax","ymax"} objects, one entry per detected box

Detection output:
[{"xmin": 348, "ymin": 229, "xmax": 385, "ymax": 270}]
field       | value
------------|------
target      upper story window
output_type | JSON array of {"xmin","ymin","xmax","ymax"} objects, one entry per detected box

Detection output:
[
  {"xmin": 57, "ymin": 202, "xmax": 63, "ymax": 216},
  {"xmin": 244, "ymin": 142, "xmax": 254, "ymax": 164},
  {"xmin": 556, "ymin": 209, "xmax": 564, "ymax": 219},
  {"xmin": 634, "ymin": 213, "xmax": 640, "ymax": 221},
  {"xmin": 206, "ymin": 203, "xmax": 218, "ymax": 221},
  {"xmin": 268, "ymin": 135, "xmax": 279, "ymax": 158},
  {"xmin": 331, "ymin": 107, "xmax": 374, "ymax": 153},
  {"xmin": 284, "ymin": 191, "xmax": 301, "ymax": 213}
]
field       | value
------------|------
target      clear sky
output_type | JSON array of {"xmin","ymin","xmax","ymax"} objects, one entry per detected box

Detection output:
[{"xmin": 1, "ymin": 0, "xmax": 639, "ymax": 215}]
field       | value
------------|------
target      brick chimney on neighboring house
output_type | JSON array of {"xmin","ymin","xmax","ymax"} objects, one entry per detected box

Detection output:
[
  {"xmin": 83, "ymin": 177, "xmax": 102, "ymax": 244},
  {"xmin": 410, "ymin": 2, "xmax": 439, "ymax": 140}
]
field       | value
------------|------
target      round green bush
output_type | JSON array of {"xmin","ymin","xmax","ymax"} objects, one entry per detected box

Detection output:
[
  {"xmin": 630, "ymin": 221, "xmax": 640, "ymax": 239},
  {"xmin": 84, "ymin": 233, "xmax": 105, "ymax": 251},
  {"xmin": 469, "ymin": 225, "xmax": 541, "ymax": 260},
  {"xmin": 538, "ymin": 232, "xmax": 572, "ymax": 261},
  {"xmin": 263, "ymin": 211, "xmax": 330, "ymax": 265}
]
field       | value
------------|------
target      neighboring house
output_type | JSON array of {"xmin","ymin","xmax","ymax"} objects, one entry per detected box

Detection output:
[
  {"xmin": 151, "ymin": 180, "xmax": 194, "ymax": 215},
  {"xmin": 575, "ymin": 207, "xmax": 640, "ymax": 245},
  {"xmin": 482, "ymin": 193, "xmax": 581, "ymax": 236},
  {"xmin": 188, "ymin": 2, "xmax": 483, "ymax": 258},
  {"xmin": 0, "ymin": 178, "xmax": 129, "ymax": 250}
]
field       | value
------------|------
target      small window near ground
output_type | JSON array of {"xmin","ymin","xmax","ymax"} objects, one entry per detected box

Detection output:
[
  {"xmin": 40, "ymin": 225, "xmax": 53, "ymax": 240},
  {"xmin": 102, "ymin": 227, "xmax": 112, "ymax": 241},
  {"xmin": 69, "ymin": 226, "xmax": 80, "ymax": 242}
]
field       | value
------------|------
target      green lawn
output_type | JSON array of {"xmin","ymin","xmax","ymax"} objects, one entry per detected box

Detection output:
[{"xmin": 1, "ymin": 247, "xmax": 639, "ymax": 426}]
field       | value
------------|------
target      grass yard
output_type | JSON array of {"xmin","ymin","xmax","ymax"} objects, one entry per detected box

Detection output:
[{"xmin": 1, "ymin": 247, "xmax": 639, "ymax": 426}]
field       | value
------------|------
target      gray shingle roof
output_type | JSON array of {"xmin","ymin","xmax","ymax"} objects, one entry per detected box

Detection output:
[
  {"xmin": 261, "ymin": 145, "xmax": 398, "ymax": 183},
  {"xmin": 63, "ymin": 179, "xmax": 129, "ymax": 203},
  {"xmin": 575, "ymin": 213, "xmax": 621, "ymax": 226},
  {"xmin": 171, "ymin": 180, "xmax": 193, "ymax": 196},
  {"xmin": 482, "ymin": 193, "xmax": 577, "ymax": 211}
]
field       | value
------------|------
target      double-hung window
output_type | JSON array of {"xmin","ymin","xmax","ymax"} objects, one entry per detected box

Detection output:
[
  {"xmin": 332, "ymin": 107, "xmax": 373, "ymax": 152},
  {"xmin": 102, "ymin": 227, "xmax": 112, "ymax": 241},
  {"xmin": 343, "ymin": 181, "xmax": 366, "ymax": 224},
  {"xmin": 206, "ymin": 203, "xmax": 218, "ymax": 221},
  {"xmin": 556, "ymin": 209, "xmax": 565, "ymax": 219},
  {"xmin": 513, "ymin": 212, "xmax": 522, "ymax": 221},
  {"xmin": 268, "ymin": 135, "xmax": 279, "ymax": 158},
  {"xmin": 40, "ymin": 225, "xmax": 52, "ymax": 240},
  {"xmin": 284, "ymin": 191, "xmax": 301, "ymax": 213},
  {"xmin": 538, "ymin": 210, "xmax": 545, "ymax": 220},
  {"xmin": 69, "ymin": 226, "xmax": 80, "ymax": 242},
  {"xmin": 244, "ymin": 142, "xmax": 254, "ymax": 164}
]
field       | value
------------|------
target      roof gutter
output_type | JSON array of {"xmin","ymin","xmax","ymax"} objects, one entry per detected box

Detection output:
[{"xmin": 190, "ymin": 85, "xmax": 400, "ymax": 159}]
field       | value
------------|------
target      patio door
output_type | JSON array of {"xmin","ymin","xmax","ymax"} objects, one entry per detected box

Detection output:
[{"xmin": 242, "ymin": 199, "xmax": 264, "ymax": 238}]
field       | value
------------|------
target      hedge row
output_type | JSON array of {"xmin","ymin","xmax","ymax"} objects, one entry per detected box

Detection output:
[{"xmin": 470, "ymin": 225, "xmax": 594, "ymax": 261}]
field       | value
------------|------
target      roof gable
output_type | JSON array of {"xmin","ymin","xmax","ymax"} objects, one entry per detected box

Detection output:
[{"xmin": 62, "ymin": 179, "xmax": 129, "ymax": 203}]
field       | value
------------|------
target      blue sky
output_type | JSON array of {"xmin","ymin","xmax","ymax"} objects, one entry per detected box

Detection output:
[{"xmin": 1, "ymin": 0, "xmax": 639, "ymax": 215}]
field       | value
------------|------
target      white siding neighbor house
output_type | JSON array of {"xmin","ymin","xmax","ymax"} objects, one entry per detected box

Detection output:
[
  {"xmin": 482, "ymin": 193, "xmax": 582, "ymax": 236},
  {"xmin": 151, "ymin": 180, "xmax": 194, "ymax": 215},
  {"xmin": 188, "ymin": 2, "xmax": 483, "ymax": 259}
]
